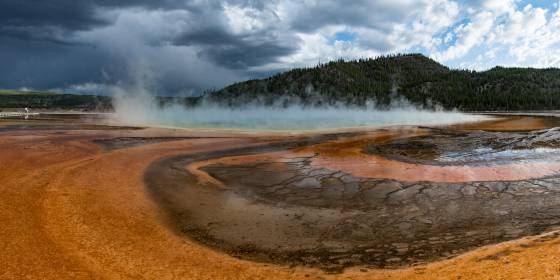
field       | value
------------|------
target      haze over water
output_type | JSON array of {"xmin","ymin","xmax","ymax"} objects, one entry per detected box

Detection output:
[{"xmin": 111, "ymin": 98, "xmax": 488, "ymax": 130}]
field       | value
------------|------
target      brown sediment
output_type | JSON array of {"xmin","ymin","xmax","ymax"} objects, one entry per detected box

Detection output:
[
  {"xmin": 145, "ymin": 119, "xmax": 560, "ymax": 271},
  {"xmin": 298, "ymin": 125, "xmax": 560, "ymax": 182},
  {"xmin": 0, "ymin": 121, "xmax": 143, "ymax": 132},
  {"xmin": 310, "ymin": 148, "xmax": 560, "ymax": 182},
  {"xmin": 197, "ymin": 127, "xmax": 560, "ymax": 183},
  {"xmin": 452, "ymin": 115, "xmax": 560, "ymax": 132},
  {"xmin": 2, "ymin": 114, "xmax": 560, "ymax": 279},
  {"xmin": 185, "ymin": 149, "xmax": 312, "ymax": 188},
  {"xmin": 93, "ymin": 136, "xmax": 232, "ymax": 151},
  {"xmin": 148, "ymin": 132, "xmax": 560, "ymax": 272}
]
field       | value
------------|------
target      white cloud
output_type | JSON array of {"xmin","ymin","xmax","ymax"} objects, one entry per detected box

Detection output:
[
  {"xmin": 496, "ymin": 5, "xmax": 555, "ymax": 64},
  {"xmin": 86, "ymin": 1, "xmax": 560, "ymax": 87},
  {"xmin": 429, "ymin": 1, "xmax": 560, "ymax": 70},
  {"xmin": 251, "ymin": 0, "xmax": 460, "ymax": 70},
  {"xmin": 5, "ymin": 0, "xmax": 560, "ymax": 92},
  {"xmin": 389, "ymin": 0, "xmax": 460, "ymax": 51},
  {"xmin": 433, "ymin": 11, "xmax": 495, "ymax": 62},
  {"xmin": 480, "ymin": 0, "xmax": 516, "ymax": 15}
]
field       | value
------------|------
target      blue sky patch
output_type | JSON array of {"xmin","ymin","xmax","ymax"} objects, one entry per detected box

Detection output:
[{"xmin": 330, "ymin": 31, "xmax": 357, "ymax": 44}]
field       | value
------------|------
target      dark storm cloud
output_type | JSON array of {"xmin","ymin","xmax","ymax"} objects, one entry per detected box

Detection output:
[
  {"xmin": 0, "ymin": 0, "xmax": 211, "ymax": 93},
  {"xmin": 0, "ymin": 37, "xmax": 114, "ymax": 89},
  {"xmin": 0, "ymin": 0, "xmax": 189, "ymax": 42},
  {"xmin": 0, "ymin": 0, "xmax": 299, "ymax": 93},
  {"xmin": 0, "ymin": 0, "xmax": 457, "ymax": 95},
  {"xmin": 201, "ymin": 42, "xmax": 296, "ymax": 69},
  {"xmin": 288, "ymin": 1, "xmax": 401, "ymax": 33},
  {"xmin": 175, "ymin": 26, "xmax": 298, "ymax": 69},
  {"xmin": 0, "ymin": 1, "xmax": 106, "ymax": 32},
  {"xmin": 170, "ymin": 0, "xmax": 427, "ymax": 69}
]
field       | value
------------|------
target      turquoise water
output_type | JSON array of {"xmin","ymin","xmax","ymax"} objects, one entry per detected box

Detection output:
[{"xmin": 113, "ymin": 106, "xmax": 488, "ymax": 130}]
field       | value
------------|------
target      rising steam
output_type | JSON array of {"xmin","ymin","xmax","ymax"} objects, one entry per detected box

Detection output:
[
  {"xmin": 111, "ymin": 94, "xmax": 487, "ymax": 131},
  {"xmin": 110, "ymin": 63, "xmax": 487, "ymax": 131}
]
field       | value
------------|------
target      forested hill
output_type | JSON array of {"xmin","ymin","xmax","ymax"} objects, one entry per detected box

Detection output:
[
  {"xmin": 208, "ymin": 54, "xmax": 560, "ymax": 111},
  {"xmin": 0, "ymin": 90, "xmax": 113, "ymax": 111},
  {"xmin": 2, "ymin": 54, "xmax": 560, "ymax": 112}
]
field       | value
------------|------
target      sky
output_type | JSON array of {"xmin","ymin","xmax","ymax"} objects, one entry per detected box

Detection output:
[{"xmin": 1, "ymin": 0, "xmax": 560, "ymax": 95}]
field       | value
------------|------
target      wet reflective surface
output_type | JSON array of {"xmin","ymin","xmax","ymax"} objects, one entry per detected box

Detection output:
[
  {"xmin": 365, "ymin": 128, "xmax": 560, "ymax": 166},
  {"xmin": 145, "ymin": 116, "xmax": 560, "ymax": 272}
]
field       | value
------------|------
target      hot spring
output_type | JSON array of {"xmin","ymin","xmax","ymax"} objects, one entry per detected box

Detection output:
[{"xmin": 110, "ymin": 103, "xmax": 488, "ymax": 130}]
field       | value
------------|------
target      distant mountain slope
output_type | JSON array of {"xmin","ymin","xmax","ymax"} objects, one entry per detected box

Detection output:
[
  {"xmin": 0, "ymin": 90, "xmax": 113, "ymax": 111},
  {"xmin": 3, "ymin": 54, "xmax": 560, "ymax": 111},
  {"xmin": 209, "ymin": 54, "xmax": 560, "ymax": 111},
  {"xmin": 0, "ymin": 90, "xmax": 197, "ymax": 112}
]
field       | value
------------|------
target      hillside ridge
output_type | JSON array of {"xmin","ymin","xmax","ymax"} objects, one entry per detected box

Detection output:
[
  {"xmin": 3, "ymin": 54, "xmax": 560, "ymax": 111},
  {"xmin": 209, "ymin": 53, "xmax": 560, "ymax": 111}
]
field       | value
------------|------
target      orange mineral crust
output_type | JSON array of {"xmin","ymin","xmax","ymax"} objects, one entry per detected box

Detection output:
[
  {"xmin": 311, "ymin": 146, "xmax": 560, "ymax": 183},
  {"xmin": 453, "ymin": 115, "xmax": 560, "ymax": 132},
  {"xmin": 1, "ymin": 116, "xmax": 560, "ymax": 279},
  {"xmin": 291, "ymin": 130, "xmax": 560, "ymax": 183}
]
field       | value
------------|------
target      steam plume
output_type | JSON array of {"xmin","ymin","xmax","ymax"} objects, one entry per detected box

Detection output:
[{"xmin": 110, "ymin": 63, "xmax": 487, "ymax": 130}]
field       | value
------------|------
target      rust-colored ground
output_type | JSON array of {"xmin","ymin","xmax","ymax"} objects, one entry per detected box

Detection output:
[
  {"xmin": 192, "ymin": 126, "xmax": 560, "ymax": 183},
  {"xmin": 452, "ymin": 115, "xmax": 560, "ymax": 132},
  {"xmin": 1, "ymin": 118, "xmax": 560, "ymax": 279},
  {"xmin": 304, "ymin": 131, "xmax": 560, "ymax": 182}
]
